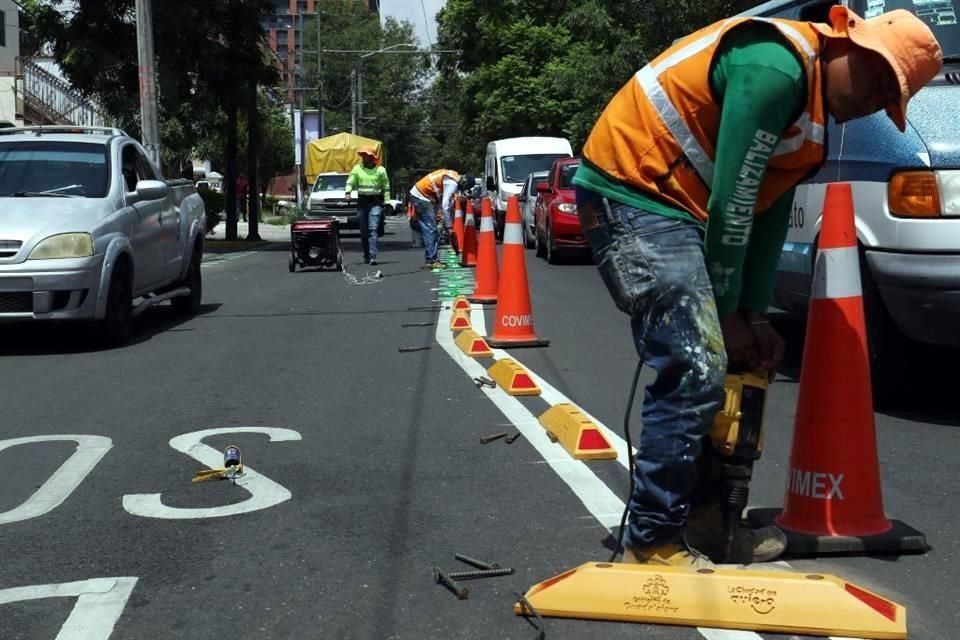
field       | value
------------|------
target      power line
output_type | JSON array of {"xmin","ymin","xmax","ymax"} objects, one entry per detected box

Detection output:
[{"xmin": 419, "ymin": 0, "xmax": 433, "ymax": 48}]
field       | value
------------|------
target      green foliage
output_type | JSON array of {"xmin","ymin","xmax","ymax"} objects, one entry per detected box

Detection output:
[{"xmin": 435, "ymin": 0, "xmax": 763, "ymax": 154}]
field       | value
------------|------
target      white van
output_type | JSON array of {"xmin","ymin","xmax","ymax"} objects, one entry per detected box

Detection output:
[{"xmin": 485, "ymin": 137, "xmax": 573, "ymax": 238}]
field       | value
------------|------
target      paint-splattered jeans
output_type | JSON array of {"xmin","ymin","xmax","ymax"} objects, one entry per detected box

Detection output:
[{"xmin": 576, "ymin": 188, "xmax": 728, "ymax": 548}]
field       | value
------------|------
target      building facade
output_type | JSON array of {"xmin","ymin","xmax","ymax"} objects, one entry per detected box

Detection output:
[
  {"xmin": 264, "ymin": 0, "xmax": 380, "ymax": 84},
  {"xmin": 0, "ymin": 0, "xmax": 21, "ymax": 127}
]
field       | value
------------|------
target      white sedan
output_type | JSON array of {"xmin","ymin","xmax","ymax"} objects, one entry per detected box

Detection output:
[{"xmin": 518, "ymin": 171, "xmax": 549, "ymax": 248}]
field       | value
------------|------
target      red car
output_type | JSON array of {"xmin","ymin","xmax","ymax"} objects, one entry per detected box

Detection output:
[{"xmin": 534, "ymin": 157, "xmax": 587, "ymax": 263}]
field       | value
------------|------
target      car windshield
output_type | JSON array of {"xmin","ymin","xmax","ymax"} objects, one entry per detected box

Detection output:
[
  {"xmin": 852, "ymin": 0, "xmax": 960, "ymax": 56},
  {"xmin": 0, "ymin": 141, "xmax": 109, "ymax": 198},
  {"xmin": 558, "ymin": 163, "xmax": 580, "ymax": 189},
  {"xmin": 500, "ymin": 154, "xmax": 568, "ymax": 183},
  {"xmin": 313, "ymin": 175, "xmax": 348, "ymax": 191}
]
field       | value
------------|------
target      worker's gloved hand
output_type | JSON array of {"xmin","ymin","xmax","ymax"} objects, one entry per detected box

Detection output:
[
  {"xmin": 719, "ymin": 312, "xmax": 758, "ymax": 369},
  {"xmin": 744, "ymin": 312, "xmax": 785, "ymax": 381}
]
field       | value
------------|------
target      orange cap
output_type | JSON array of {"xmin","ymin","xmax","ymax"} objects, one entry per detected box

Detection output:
[
  {"xmin": 814, "ymin": 6, "xmax": 942, "ymax": 132},
  {"xmin": 357, "ymin": 145, "xmax": 379, "ymax": 162}
]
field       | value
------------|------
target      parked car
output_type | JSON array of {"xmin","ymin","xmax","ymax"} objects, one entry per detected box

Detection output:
[
  {"xmin": 485, "ymin": 137, "xmax": 573, "ymax": 239},
  {"xmin": 534, "ymin": 157, "xmax": 587, "ymax": 263},
  {"xmin": 741, "ymin": 0, "xmax": 960, "ymax": 397},
  {"xmin": 0, "ymin": 126, "xmax": 206, "ymax": 346},
  {"xmin": 518, "ymin": 171, "xmax": 549, "ymax": 248}
]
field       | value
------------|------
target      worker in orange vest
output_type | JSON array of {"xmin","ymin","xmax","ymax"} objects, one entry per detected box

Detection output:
[
  {"xmin": 573, "ymin": 7, "xmax": 941, "ymax": 568},
  {"xmin": 409, "ymin": 170, "xmax": 474, "ymax": 269}
]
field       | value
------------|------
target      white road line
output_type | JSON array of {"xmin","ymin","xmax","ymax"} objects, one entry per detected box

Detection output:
[
  {"xmin": 437, "ymin": 288, "xmax": 858, "ymax": 640},
  {"xmin": 435, "ymin": 305, "xmax": 626, "ymax": 529},
  {"xmin": 436, "ymin": 302, "xmax": 765, "ymax": 640}
]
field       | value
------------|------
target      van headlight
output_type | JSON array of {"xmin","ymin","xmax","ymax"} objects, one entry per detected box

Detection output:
[
  {"xmin": 28, "ymin": 233, "xmax": 95, "ymax": 260},
  {"xmin": 888, "ymin": 170, "xmax": 960, "ymax": 218}
]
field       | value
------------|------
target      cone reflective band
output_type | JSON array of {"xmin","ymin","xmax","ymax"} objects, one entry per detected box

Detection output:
[
  {"xmin": 452, "ymin": 198, "xmax": 464, "ymax": 254},
  {"xmin": 486, "ymin": 196, "xmax": 549, "ymax": 348},
  {"xmin": 469, "ymin": 198, "xmax": 499, "ymax": 304},
  {"xmin": 460, "ymin": 199, "xmax": 478, "ymax": 267},
  {"xmin": 748, "ymin": 183, "xmax": 926, "ymax": 555}
]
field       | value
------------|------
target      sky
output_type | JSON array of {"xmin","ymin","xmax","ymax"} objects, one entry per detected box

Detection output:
[{"xmin": 378, "ymin": 0, "xmax": 447, "ymax": 47}]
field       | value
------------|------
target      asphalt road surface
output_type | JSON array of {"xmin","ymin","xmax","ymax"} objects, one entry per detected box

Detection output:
[{"xmin": 2, "ymin": 218, "xmax": 958, "ymax": 640}]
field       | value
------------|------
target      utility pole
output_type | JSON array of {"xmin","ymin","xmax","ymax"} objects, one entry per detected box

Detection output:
[
  {"xmin": 316, "ymin": 8, "xmax": 325, "ymax": 138},
  {"xmin": 134, "ymin": 0, "xmax": 161, "ymax": 166},
  {"xmin": 350, "ymin": 68, "xmax": 357, "ymax": 134}
]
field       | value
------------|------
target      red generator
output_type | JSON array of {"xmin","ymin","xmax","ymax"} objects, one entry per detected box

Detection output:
[{"xmin": 289, "ymin": 218, "xmax": 343, "ymax": 272}]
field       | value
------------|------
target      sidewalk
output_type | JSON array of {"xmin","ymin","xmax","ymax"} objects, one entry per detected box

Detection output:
[{"xmin": 206, "ymin": 220, "xmax": 290, "ymax": 243}]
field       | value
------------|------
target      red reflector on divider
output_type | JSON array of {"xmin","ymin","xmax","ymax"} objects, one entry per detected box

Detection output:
[
  {"xmin": 578, "ymin": 429, "xmax": 611, "ymax": 451},
  {"xmin": 845, "ymin": 583, "xmax": 898, "ymax": 622},
  {"xmin": 514, "ymin": 374, "xmax": 536, "ymax": 389}
]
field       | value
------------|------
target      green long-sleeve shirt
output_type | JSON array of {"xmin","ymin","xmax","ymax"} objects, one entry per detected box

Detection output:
[
  {"xmin": 573, "ymin": 24, "xmax": 806, "ymax": 315},
  {"xmin": 345, "ymin": 163, "xmax": 390, "ymax": 200}
]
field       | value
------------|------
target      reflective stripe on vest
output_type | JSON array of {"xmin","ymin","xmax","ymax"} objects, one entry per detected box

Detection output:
[
  {"xmin": 634, "ymin": 18, "xmax": 820, "ymax": 186},
  {"xmin": 583, "ymin": 17, "xmax": 828, "ymax": 221},
  {"xmin": 416, "ymin": 170, "xmax": 459, "ymax": 201}
]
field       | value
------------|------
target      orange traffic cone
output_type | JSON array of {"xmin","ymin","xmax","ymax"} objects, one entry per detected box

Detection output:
[
  {"xmin": 485, "ymin": 196, "xmax": 549, "ymax": 348},
  {"xmin": 451, "ymin": 198, "xmax": 464, "ymax": 255},
  {"xmin": 460, "ymin": 199, "xmax": 478, "ymax": 268},
  {"xmin": 748, "ymin": 183, "xmax": 925, "ymax": 555},
  {"xmin": 469, "ymin": 198, "xmax": 499, "ymax": 304}
]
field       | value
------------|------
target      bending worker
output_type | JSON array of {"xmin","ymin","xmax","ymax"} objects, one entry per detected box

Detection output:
[
  {"xmin": 409, "ymin": 169, "xmax": 474, "ymax": 269},
  {"xmin": 573, "ymin": 7, "xmax": 941, "ymax": 568},
  {"xmin": 345, "ymin": 146, "xmax": 390, "ymax": 266}
]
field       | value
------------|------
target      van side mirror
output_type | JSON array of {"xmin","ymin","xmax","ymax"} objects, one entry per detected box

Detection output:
[{"xmin": 486, "ymin": 176, "xmax": 496, "ymax": 191}]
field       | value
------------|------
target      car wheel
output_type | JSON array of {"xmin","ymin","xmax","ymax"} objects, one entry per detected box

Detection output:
[
  {"xmin": 96, "ymin": 260, "xmax": 133, "ymax": 347},
  {"xmin": 289, "ymin": 254, "xmax": 296, "ymax": 273},
  {"xmin": 524, "ymin": 220, "xmax": 535, "ymax": 249},
  {"xmin": 535, "ymin": 227, "xmax": 545, "ymax": 258},
  {"xmin": 546, "ymin": 222, "xmax": 559, "ymax": 264},
  {"xmin": 172, "ymin": 247, "xmax": 203, "ymax": 315}
]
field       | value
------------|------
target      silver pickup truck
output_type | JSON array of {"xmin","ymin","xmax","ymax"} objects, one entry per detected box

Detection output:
[{"xmin": 0, "ymin": 126, "xmax": 206, "ymax": 346}]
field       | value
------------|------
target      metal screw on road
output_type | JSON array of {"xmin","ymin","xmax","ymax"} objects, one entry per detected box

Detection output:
[
  {"xmin": 433, "ymin": 566, "xmax": 469, "ymax": 600},
  {"xmin": 455, "ymin": 553, "xmax": 500, "ymax": 570},
  {"xmin": 480, "ymin": 432, "xmax": 508, "ymax": 444},
  {"xmin": 506, "ymin": 433, "xmax": 522, "ymax": 444},
  {"xmin": 448, "ymin": 567, "xmax": 516, "ymax": 580}
]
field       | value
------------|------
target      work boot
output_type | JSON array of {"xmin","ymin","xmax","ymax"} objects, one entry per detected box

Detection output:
[
  {"xmin": 684, "ymin": 502, "xmax": 787, "ymax": 564},
  {"xmin": 623, "ymin": 542, "xmax": 715, "ymax": 570},
  {"xmin": 429, "ymin": 260, "xmax": 445, "ymax": 270}
]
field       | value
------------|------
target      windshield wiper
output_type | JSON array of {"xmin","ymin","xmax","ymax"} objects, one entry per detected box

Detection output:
[{"xmin": 11, "ymin": 191, "xmax": 76, "ymax": 198}]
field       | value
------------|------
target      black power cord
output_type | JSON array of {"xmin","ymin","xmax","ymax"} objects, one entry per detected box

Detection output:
[{"xmin": 609, "ymin": 359, "xmax": 644, "ymax": 563}]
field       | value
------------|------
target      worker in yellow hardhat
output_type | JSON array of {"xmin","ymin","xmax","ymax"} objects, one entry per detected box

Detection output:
[
  {"xmin": 572, "ymin": 7, "xmax": 941, "ymax": 569},
  {"xmin": 345, "ymin": 146, "xmax": 390, "ymax": 265}
]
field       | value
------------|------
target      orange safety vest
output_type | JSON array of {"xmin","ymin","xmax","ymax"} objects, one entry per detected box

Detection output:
[
  {"xmin": 582, "ymin": 17, "xmax": 827, "ymax": 221},
  {"xmin": 415, "ymin": 169, "xmax": 460, "ymax": 202}
]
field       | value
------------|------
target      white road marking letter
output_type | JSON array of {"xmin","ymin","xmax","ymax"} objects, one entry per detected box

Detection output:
[
  {"xmin": 0, "ymin": 577, "xmax": 138, "ymax": 640},
  {"xmin": 0, "ymin": 435, "xmax": 113, "ymax": 525},
  {"xmin": 122, "ymin": 427, "xmax": 301, "ymax": 519}
]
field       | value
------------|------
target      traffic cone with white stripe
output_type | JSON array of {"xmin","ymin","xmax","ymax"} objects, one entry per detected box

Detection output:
[
  {"xmin": 486, "ymin": 196, "xmax": 549, "ymax": 348},
  {"xmin": 451, "ymin": 197, "xmax": 464, "ymax": 255},
  {"xmin": 748, "ymin": 183, "xmax": 925, "ymax": 556},
  {"xmin": 460, "ymin": 198, "xmax": 478, "ymax": 267},
  {"xmin": 468, "ymin": 198, "xmax": 499, "ymax": 304}
]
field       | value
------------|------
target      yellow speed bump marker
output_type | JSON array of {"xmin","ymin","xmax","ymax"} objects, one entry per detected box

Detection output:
[
  {"xmin": 514, "ymin": 562, "xmax": 906, "ymax": 639},
  {"xmin": 487, "ymin": 358, "xmax": 541, "ymax": 396},
  {"xmin": 455, "ymin": 329, "xmax": 493, "ymax": 358},
  {"xmin": 449, "ymin": 309, "xmax": 472, "ymax": 332},
  {"xmin": 538, "ymin": 404, "xmax": 616, "ymax": 460}
]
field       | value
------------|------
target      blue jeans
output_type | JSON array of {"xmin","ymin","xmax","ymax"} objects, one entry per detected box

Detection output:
[
  {"xmin": 413, "ymin": 196, "xmax": 439, "ymax": 262},
  {"xmin": 576, "ymin": 188, "xmax": 727, "ymax": 548},
  {"xmin": 357, "ymin": 202, "xmax": 382, "ymax": 261}
]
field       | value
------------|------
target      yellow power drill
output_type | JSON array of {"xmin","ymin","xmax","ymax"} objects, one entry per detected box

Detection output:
[{"xmin": 708, "ymin": 369, "xmax": 770, "ymax": 563}]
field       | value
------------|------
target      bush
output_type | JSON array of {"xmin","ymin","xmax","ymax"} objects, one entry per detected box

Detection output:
[{"xmin": 198, "ymin": 189, "xmax": 225, "ymax": 234}]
